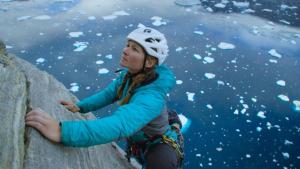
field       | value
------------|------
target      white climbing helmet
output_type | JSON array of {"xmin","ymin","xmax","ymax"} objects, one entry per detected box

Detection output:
[{"xmin": 127, "ymin": 27, "xmax": 169, "ymax": 65}]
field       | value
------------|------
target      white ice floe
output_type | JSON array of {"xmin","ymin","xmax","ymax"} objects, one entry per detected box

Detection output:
[
  {"xmin": 17, "ymin": 16, "xmax": 31, "ymax": 21},
  {"xmin": 105, "ymin": 54, "xmax": 113, "ymax": 59},
  {"xmin": 151, "ymin": 16, "xmax": 167, "ymax": 26},
  {"xmin": 206, "ymin": 104, "xmax": 213, "ymax": 109},
  {"xmin": 218, "ymin": 42, "xmax": 235, "ymax": 49},
  {"xmin": 292, "ymin": 100, "xmax": 300, "ymax": 112},
  {"xmin": 269, "ymin": 59, "xmax": 278, "ymax": 63},
  {"xmin": 69, "ymin": 83, "xmax": 79, "ymax": 92},
  {"xmin": 57, "ymin": 56, "xmax": 63, "ymax": 60},
  {"xmin": 241, "ymin": 108, "xmax": 247, "ymax": 114},
  {"xmin": 69, "ymin": 32, "xmax": 84, "ymax": 38},
  {"xmin": 205, "ymin": 73, "xmax": 215, "ymax": 79},
  {"xmin": 246, "ymin": 154, "xmax": 251, "ymax": 158},
  {"xmin": 194, "ymin": 31, "xmax": 204, "ymax": 35},
  {"xmin": 217, "ymin": 80, "xmax": 225, "ymax": 85},
  {"xmin": 96, "ymin": 60, "xmax": 104, "ymax": 64},
  {"xmin": 268, "ymin": 49, "xmax": 282, "ymax": 58},
  {"xmin": 176, "ymin": 80, "xmax": 183, "ymax": 85},
  {"xmin": 178, "ymin": 114, "xmax": 191, "ymax": 133},
  {"xmin": 36, "ymin": 58, "xmax": 45, "ymax": 63},
  {"xmin": 206, "ymin": 7, "xmax": 213, "ymax": 12},
  {"xmin": 103, "ymin": 15, "xmax": 117, "ymax": 20},
  {"xmin": 276, "ymin": 80, "xmax": 286, "ymax": 86},
  {"xmin": 232, "ymin": 1, "xmax": 249, "ymax": 8},
  {"xmin": 278, "ymin": 94, "xmax": 289, "ymax": 102},
  {"xmin": 204, "ymin": 57, "xmax": 214, "ymax": 63},
  {"xmin": 103, "ymin": 11, "xmax": 129, "ymax": 20},
  {"xmin": 216, "ymin": 147, "xmax": 223, "ymax": 152},
  {"xmin": 282, "ymin": 152, "xmax": 290, "ymax": 159},
  {"xmin": 214, "ymin": 3, "xmax": 226, "ymax": 8},
  {"xmin": 281, "ymin": 4, "xmax": 298, "ymax": 10},
  {"xmin": 233, "ymin": 109, "xmax": 239, "ymax": 115},
  {"xmin": 88, "ymin": 16, "xmax": 96, "ymax": 20},
  {"xmin": 256, "ymin": 127, "xmax": 262, "ymax": 132},
  {"xmin": 96, "ymin": 33, "xmax": 102, "ymax": 36},
  {"xmin": 279, "ymin": 20, "xmax": 290, "ymax": 25},
  {"xmin": 174, "ymin": 0, "xmax": 200, "ymax": 6},
  {"xmin": 284, "ymin": 140, "xmax": 294, "ymax": 145},
  {"xmin": 98, "ymin": 68, "xmax": 109, "ymax": 74},
  {"xmin": 257, "ymin": 111, "xmax": 266, "ymax": 119},
  {"xmin": 186, "ymin": 92, "xmax": 195, "ymax": 101},
  {"xmin": 34, "ymin": 15, "xmax": 51, "ymax": 20},
  {"xmin": 175, "ymin": 47, "xmax": 183, "ymax": 52},
  {"xmin": 73, "ymin": 41, "xmax": 88, "ymax": 52},
  {"xmin": 194, "ymin": 54, "xmax": 202, "ymax": 60},
  {"xmin": 5, "ymin": 45, "xmax": 13, "ymax": 49}
]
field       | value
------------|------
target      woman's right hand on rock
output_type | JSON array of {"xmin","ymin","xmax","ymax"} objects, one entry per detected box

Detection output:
[{"xmin": 59, "ymin": 100, "xmax": 80, "ymax": 113}]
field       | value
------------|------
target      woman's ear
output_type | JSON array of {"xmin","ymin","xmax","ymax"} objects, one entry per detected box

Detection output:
[{"xmin": 145, "ymin": 56, "xmax": 158, "ymax": 68}]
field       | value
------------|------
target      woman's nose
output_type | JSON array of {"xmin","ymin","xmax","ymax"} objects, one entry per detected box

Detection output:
[{"xmin": 123, "ymin": 47, "xmax": 129, "ymax": 55}]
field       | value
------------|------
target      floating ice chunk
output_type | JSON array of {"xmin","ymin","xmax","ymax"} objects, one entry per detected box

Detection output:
[
  {"xmin": 256, "ymin": 127, "xmax": 262, "ymax": 132},
  {"xmin": 262, "ymin": 9, "xmax": 272, "ymax": 12},
  {"xmin": 233, "ymin": 109, "xmax": 239, "ymax": 115},
  {"xmin": 205, "ymin": 73, "xmax": 215, "ymax": 79},
  {"xmin": 73, "ymin": 41, "xmax": 88, "ymax": 52},
  {"xmin": 242, "ymin": 9, "xmax": 255, "ymax": 13},
  {"xmin": 151, "ymin": 16, "xmax": 167, "ymax": 26},
  {"xmin": 54, "ymin": 0, "xmax": 73, "ymax": 2},
  {"xmin": 206, "ymin": 7, "xmax": 213, "ymax": 12},
  {"xmin": 176, "ymin": 80, "xmax": 183, "ymax": 84},
  {"xmin": 284, "ymin": 140, "xmax": 294, "ymax": 145},
  {"xmin": 36, "ymin": 58, "xmax": 45, "ymax": 63},
  {"xmin": 103, "ymin": 15, "xmax": 117, "ymax": 20},
  {"xmin": 96, "ymin": 33, "xmax": 102, "ymax": 36},
  {"xmin": 217, "ymin": 80, "xmax": 225, "ymax": 85},
  {"xmin": 206, "ymin": 104, "xmax": 213, "ymax": 109},
  {"xmin": 276, "ymin": 80, "xmax": 286, "ymax": 86},
  {"xmin": 194, "ymin": 54, "xmax": 202, "ymax": 60},
  {"xmin": 113, "ymin": 11, "xmax": 130, "ymax": 16},
  {"xmin": 17, "ymin": 16, "xmax": 31, "ymax": 21},
  {"xmin": 241, "ymin": 109, "xmax": 247, "ymax": 114},
  {"xmin": 69, "ymin": 32, "xmax": 84, "ymax": 38},
  {"xmin": 257, "ymin": 111, "xmax": 266, "ymax": 119},
  {"xmin": 69, "ymin": 83, "xmax": 79, "ymax": 92},
  {"xmin": 96, "ymin": 60, "xmax": 104, "ymax": 64},
  {"xmin": 98, "ymin": 68, "xmax": 109, "ymax": 74},
  {"xmin": 246, "ymin": 154, "xmax": 251, "ymax": 158},
  {"xmin": 5, "ymin": 45, "xmax": 13, "ymax": 49},
  {"xmin": 105, "ymin": 54, "xmax": 113, "ymax": 59},
  {"xmin": 204, "ymin": 57, "xmax": 214, "ymax": 63},
  {"xmin": 292, "ymin": 100, "xmax": 300, "ymax": 113},
  {"xmin": 175, "ymin": 47, "xmax": 183, "ymax": 52},
  {"xmin": 194, "ymin": 31, "xmax": 204, "ymax": 35},
  {"xmin": 232, "ymin": 1, "xmax": 249, "ymax": 8},
  {"xmin": 179, "ymin": 114, "xmax": 191, "ymax": 133},
  {"xmin": 216, "ymin": 147, "xmax": 223, "ymax": 152},
  {"xmin": 279, "ymin": 20, "xmax": 290, "ymax": 25},
  {"xmin": 174, "ymin": 0, "xmax": 200, "ymax": 6},
  {"xmin": 282, "ymin": 152, "xmax": 290, "ymax": 159},
  {"xmin": 269, "ymin": 59, "xmax": 278, "ymax": 63},
  {"xmin": 281, "ymin": 4, "xmax": 298, "ymax": 10},
  {"xmin": 34, "ymin": 15, "xmax": 51, "ymax": 20},
  {"xmin": 214, "ymin": 3, "xmax": 226, "ymax": 8},
  {"xmin": 196, "ymin": 154, "xmax": 201, "ymax": 157},
  {"xmin": 57, "ymin": 56, "xmax": 63, "ymax": 60},
  {"xmin": 218, "ymin": 42, "xmax": 235, "ymax": 49},
  {"xmin": 88, "ymin": 16, "xmax": 96, "ymax": 20},
  {"xmin": 186, "ymin": 92, "xmax": 195, "ymax": 101},
  {"xmin": 268, "ymin": 49, "xmax": 282, "ymax": 58},
  {"xmin": 278, "ymin": 94, "xmax": 289, "ymax": 102}
]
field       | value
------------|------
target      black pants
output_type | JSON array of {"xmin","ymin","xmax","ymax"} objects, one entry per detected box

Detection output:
[{"xmin": 145, "ymin": 143, "xmax": 179, "ymax": 169}]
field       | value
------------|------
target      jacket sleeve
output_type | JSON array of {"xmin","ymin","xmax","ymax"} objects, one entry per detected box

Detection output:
[
  {"xmin": 75, "ymin": 72, "xmax": 125, "ymax": 113},
  {"xmin": 61, "ymin": 89, "xmax": 165, "ymax": 147}
]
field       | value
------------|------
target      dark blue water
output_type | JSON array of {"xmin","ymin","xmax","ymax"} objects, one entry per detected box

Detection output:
[{"xmin": 1, "ymin": 0, "xmax": 300, "ymax": 168}]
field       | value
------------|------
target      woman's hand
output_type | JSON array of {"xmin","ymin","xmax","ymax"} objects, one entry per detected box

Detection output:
[
  {"xmin": 25, "ymin": 108, "xmax": 61, "ymax": 143},
  {"xmin": 59, "ymin": 100, "xmax": 80, "ymax": 113}
]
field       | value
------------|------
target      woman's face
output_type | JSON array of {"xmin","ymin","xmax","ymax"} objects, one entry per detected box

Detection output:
[{"xmin": 120, "ymin": 40, "xmax": 146, "ymax": 74}]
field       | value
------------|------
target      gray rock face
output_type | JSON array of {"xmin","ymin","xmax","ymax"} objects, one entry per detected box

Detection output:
[{"xmin": 0, "ymin": 40, "xmax": 135, "ymax": 169}]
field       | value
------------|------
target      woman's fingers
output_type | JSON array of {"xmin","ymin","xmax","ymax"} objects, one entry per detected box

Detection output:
[{"xmin": 25, "ymin": 120, "xmax": 46, "ymax": 133}]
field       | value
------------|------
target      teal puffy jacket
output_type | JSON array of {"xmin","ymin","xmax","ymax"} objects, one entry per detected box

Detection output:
[{"xmin": 61, "ymin": 65, "xmax": 176, "ymax": 147}]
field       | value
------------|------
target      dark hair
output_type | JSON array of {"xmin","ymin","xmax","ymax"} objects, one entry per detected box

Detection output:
[{"xmin": 116, "ymin": 56, "xmax": 158, "ymax": 105}]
